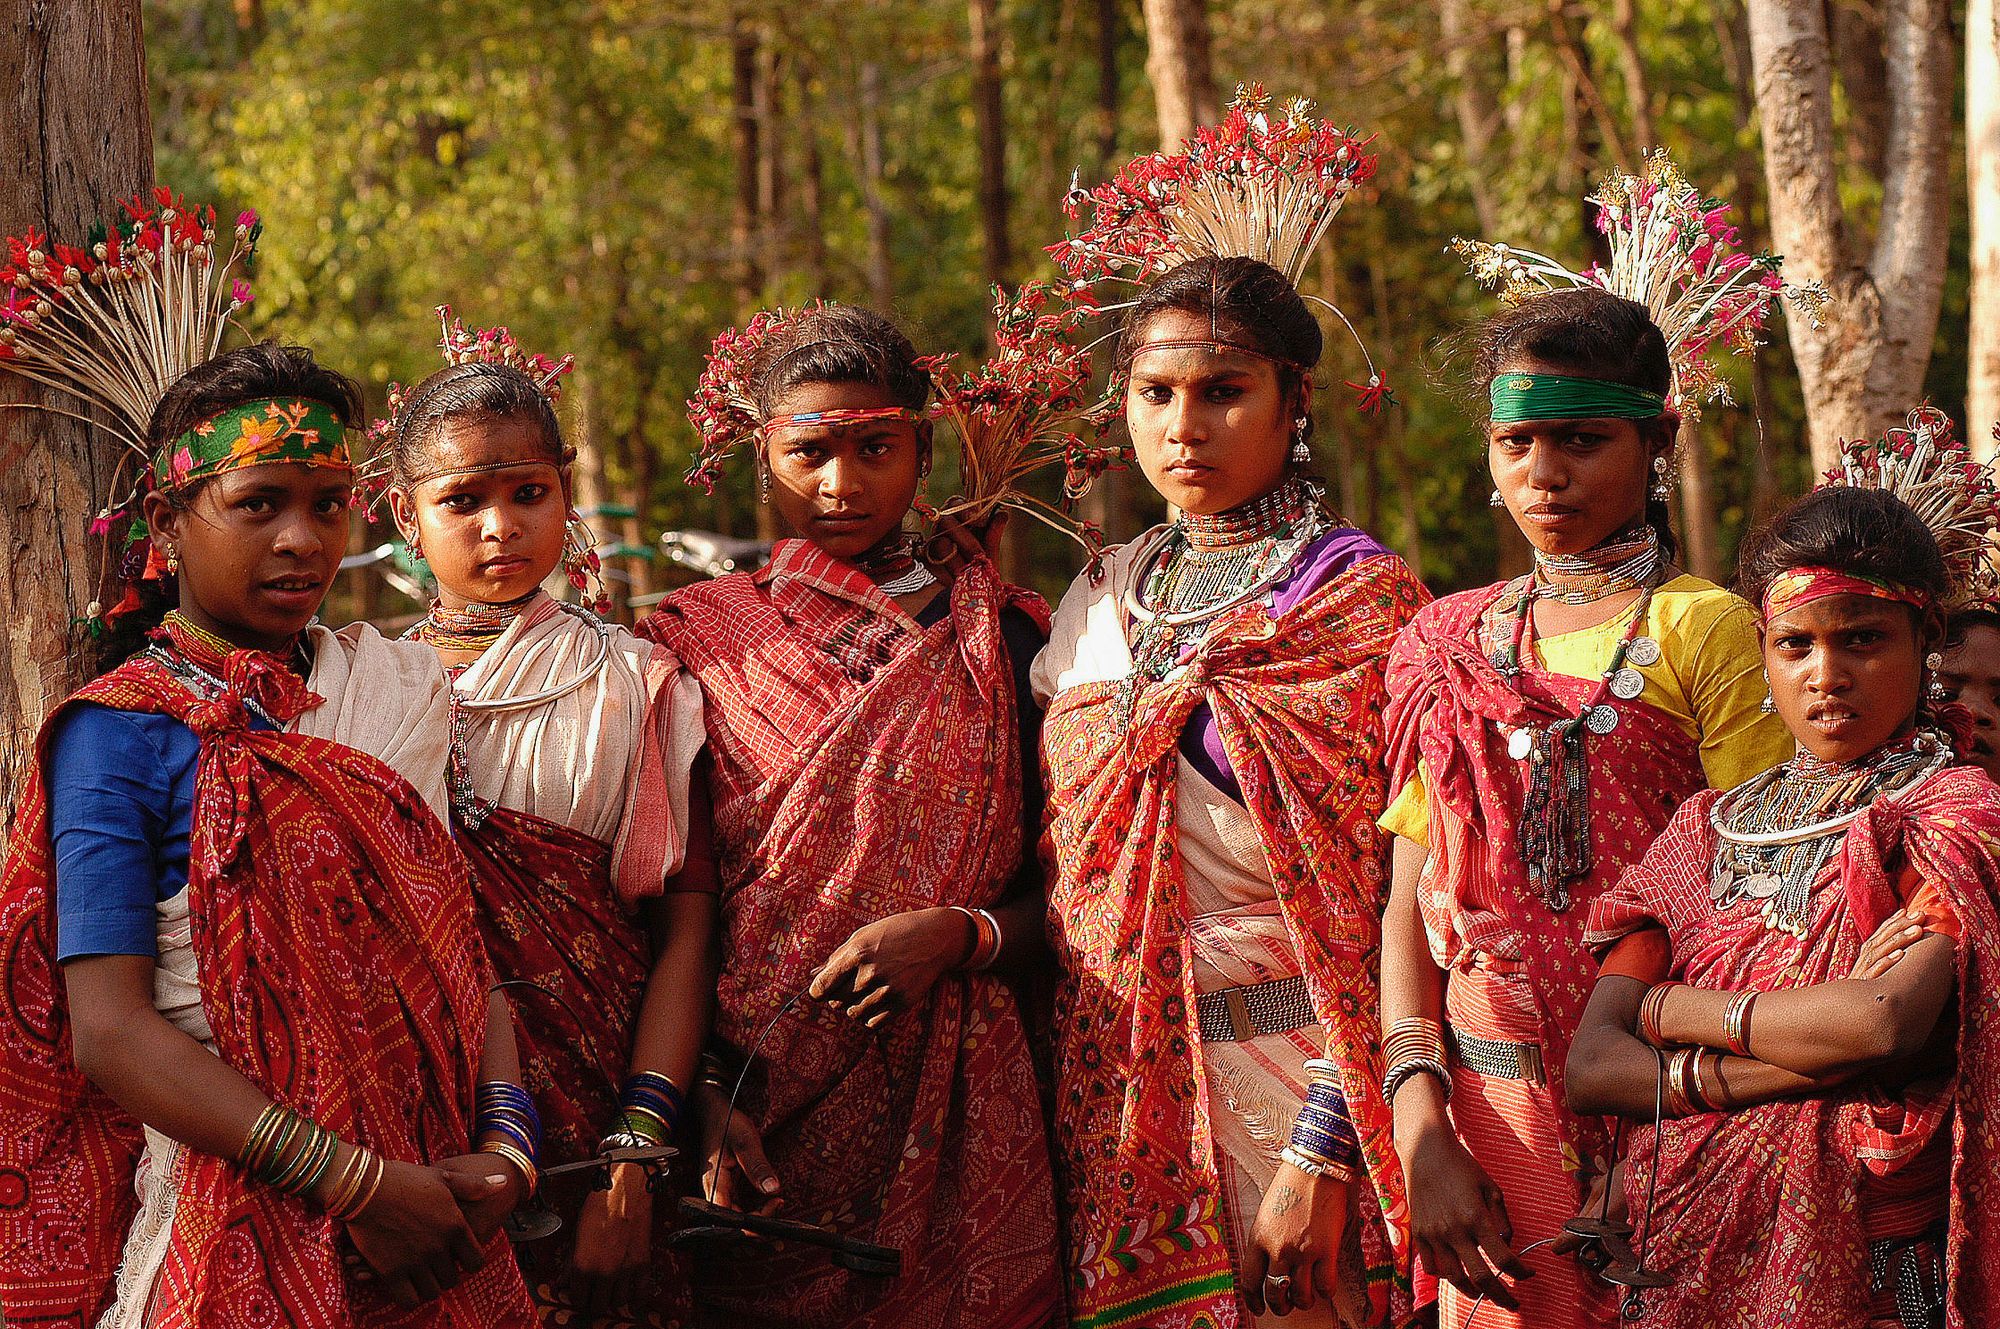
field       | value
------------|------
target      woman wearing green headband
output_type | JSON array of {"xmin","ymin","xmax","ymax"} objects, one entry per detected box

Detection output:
[
  {"xmin": 0, "ymin": 342, "xmax": 539, "ymax": 1323},
  {"xmin": 1373, "ymin": 288, "xmax": 1788, "ymax": 1329}
]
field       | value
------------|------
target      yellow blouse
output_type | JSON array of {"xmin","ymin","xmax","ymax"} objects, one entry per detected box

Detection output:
[{"xmin": 1379, "ymin": 573, "xmax": 1790, "ymax": 847}]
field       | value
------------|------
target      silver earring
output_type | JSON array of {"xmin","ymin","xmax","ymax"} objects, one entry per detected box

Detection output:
[
  {"xmin": 1926, "ymin": 652, "xmax": 1948, "ymax": 702},
  {"xmin": 1489, "ymin": 489, "xmax": 1504, "ymax": 508},
  {"xmin": 1760, "ymin": 668, "xmax": 1777, "ymax": 714},
  {"xmin": 1651, "ymin": 455, "xmax": 1672, "ymax": 503},
  {"xmin": 758, "ymin": 464, "xmax": 771, "ymax": 505},
  {"xmin": 1291, "ymin": 418, "xmax": 1311, "ymax": 464}
]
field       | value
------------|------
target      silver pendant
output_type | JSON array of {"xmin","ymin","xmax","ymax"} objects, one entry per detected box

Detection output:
[
  {"xmin": 1626, "ymin": 636, "xmax": 1662, "ymax": 667},
  {"xmin": 1585, "ymin": 705, "xmax": 1619, "ymax": 735},
  {"xmin": 1489, "ymin": 648, "xmax": 1514, "ymax": 671},
  {"xmin": 1507, "ymin": 727, "xmax": 1534, "ymax": 761},
  {"xmin": 1609, "ymin": 668, "xmax": 1645, "ymax": 701}
]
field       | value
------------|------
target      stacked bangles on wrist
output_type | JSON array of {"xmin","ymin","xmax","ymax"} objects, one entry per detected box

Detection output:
[
  {"xmin": 1638, "ymin": 981, "xmax": 1682, "ymax": 1045},
  {"xmin": 949, "ymin": 905, "xmax": 1003, "ymax": 971},
  {"xmin": 238, "ymin": 1103, "xmax": 384, "ymax": 1222},
  {"xmin": 1282, "ymin": 1058, "xmax": 1362, "ymax": 1182},
  {"xmin": 1381, "ymin": 1016, "xmax": 1452, "ymax": 1106},
  {"xmin": 475, "ymin": 1080, "xmax": 542, "ymax": 1193},
  {"xmin": 599, "ymin": 1070, "xmax": 684, "ymax": 1153},
  {"xmin": 1665, "ymin": 1047, "xmax": 1723, "ymax": 1116}
]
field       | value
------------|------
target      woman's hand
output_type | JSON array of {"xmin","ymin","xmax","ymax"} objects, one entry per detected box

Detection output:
[
  {"xmin": 435, "ymin": 1151, "xmax": 527, "ymax": 1247},
  {"xmin": 1551, "ymin": 1158, "xmax": 1627, "ymax": 1270},
  {"xmin": 1240, "ymin": 1164, "xmax": 1368, "ymax": 1323},
  {"xmin": 808, "ymin": 907, "xmax": 970, "ymax": 1030},
  {"xmin": 1850, "ymin": 908, "xmax": 1930, "ymax": 981},
  {"xmin": 568, "ymin": 1162, "xmax": 654, "ymax": 1314},
  {"xmin": 926, "ymin": 505, "xmax": 1008, "ymax": 579},
  {"xmin": 693, "ymin": 1080, "xmax": 783, "ymax": 1215},
  {"xmin": 343, "ymin": 1158, "xmax": 504, "ymax": 1307},
  {"xmin": 1399, "ymin": 1125, "xmax": 1531, "ymax": 1311}
]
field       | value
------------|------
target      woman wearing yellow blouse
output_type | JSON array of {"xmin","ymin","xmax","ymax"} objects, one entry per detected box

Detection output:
[{"xmin": 1374, "ymin": 290, "xmax": 1789, "ymax": 1329}]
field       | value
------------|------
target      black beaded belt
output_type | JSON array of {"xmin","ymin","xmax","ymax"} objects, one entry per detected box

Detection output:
[
  {"xmin": 1870, "ymin": 1230, "xmax": 1946, "ymax": 1329},
  {"xmin": 1195, "ymin": 974, "xmax": 1317, "ymax": 1044},
  {"xmin": 1448, "ymin": 1028, "xmax": 1545, "ymax": 1085}
]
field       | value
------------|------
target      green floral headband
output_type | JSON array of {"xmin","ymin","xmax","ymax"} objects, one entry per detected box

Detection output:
[{"xmin": 152, "ymin": 397, "xmax": 352, "ymax": 490}]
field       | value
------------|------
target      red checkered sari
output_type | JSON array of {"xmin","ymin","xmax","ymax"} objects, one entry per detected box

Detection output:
[
  {"xmin": 0, "ymin": 632, "xmax": 532, "ymax": 1327},
  {"xmin": 642, "ymin": 540, "xmax": 1061, "ymax": 1329},
  {"xmin": 1587, "ymin": 765, "xmax": 2000, "ymax": 1329},
  {"xmin": 1041, "ymin": 551, "xmax": 1429, "ymax": 1329}
]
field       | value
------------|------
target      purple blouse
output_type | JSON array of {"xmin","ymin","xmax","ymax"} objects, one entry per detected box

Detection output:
[{"xmin": 1178, "ymin": 524, "xmax": 1392, "ymax": 803}]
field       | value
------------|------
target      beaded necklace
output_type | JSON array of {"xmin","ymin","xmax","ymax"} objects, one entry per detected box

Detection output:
[
  {"xmin": 146, "ymin": 611, "xmax": 310, "ymax": 728},
  {"xmin": 1709, "ymin": 730, "xmax": 1948, "ymax": 937},
  {"xmin": 1531, "ymin": 524, "xmax": 1662, "ymax": 605},
  {"xmin": 409, "ymin": 592, "xmax": 540, "ymax": 652},
  {"xmin": 858, "ymin": 533, "xmax": 938, "ymax": 598},
  {"xmin": 1117, "ymin": 478, "xmax": 1329, "ymax": 725},
  {"xmin": 1487, "ymin": 552, "xmax": 1665, "ymax": 911}
]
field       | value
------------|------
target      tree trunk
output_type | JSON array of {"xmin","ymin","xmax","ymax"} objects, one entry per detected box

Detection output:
[
  {"xmin": 1746, "ymin": 0, "xmax": 1955, "ymax": 470},
  {"xmin": 796, "ymin": 64, "xmax": 829, "ymax": 292},
  {"xmin": 968, "ymin": 0, "xmax": 1012, "ymax": 295},
  {"xmin": 0, "ymin": 0, "xmax": 153, "ymax": 814},
  {"xmin": 729, "ymin": 12, "xmax": 761, "ymax": 312},
  {"xmin": 1139, "ymin": 0, "xmax": 1217, "ymax": 149},
  {"xmin": 1546, "ymin": 0, "xmax": 1634, "ymax": 171},
  {"xmin": 754, "ymin": 42, "xmax": 786, "ymax": 277},
  {"xmin": 1095, "ymin": 0, "xmax": 1121, "ymax": 167},
  {"xmin": 854, "ymin": 61, "xmax": 894, "ymax": 309},
  {"xmin": 1609, "ymin": 0, "xmax": 1657, "ymax": 150},
  {"xmin": 1972, "ymin": 0, "xmax": 2000, "ymax": 452},
  {"xmin": 1440, "ymin": 0, "xmax": 1506, "ymax": 234},
  {"xmin": 1675, "ymin": 421, "xmax": 1722, "ymax": 581}
]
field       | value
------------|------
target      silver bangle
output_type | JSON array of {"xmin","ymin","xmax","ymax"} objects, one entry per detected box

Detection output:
[{"xmin": 1382, "ymin": 1056, "xmax": 1452, "ymax": 1107}]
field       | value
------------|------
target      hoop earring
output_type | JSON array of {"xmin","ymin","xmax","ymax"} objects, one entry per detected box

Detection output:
[{"xmin": 1651, "ymin": 454, "xmax": 1672, "ymax": 503}]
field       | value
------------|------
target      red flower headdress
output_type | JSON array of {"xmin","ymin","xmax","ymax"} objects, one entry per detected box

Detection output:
[
  {"xmin": 923, "ymin": 282, "xmax": 1121, "ymax": 555},
  {"xmin": 683, "ymin": 302, "xmax": 824, "ymax": 495},
  {"xmin": 1819, "ymin": 405, "xmax": 2000, "ymax": 611},
  {"xmin": 1050, "ymin": 84, "xmax": 1391, "ymax": 414},
  {"xmin": 0, "ymin": 187, "xmax": 260, "ymax": 627},
  {"xmin": 1453, "ymin": 151, "xmax": 1828, "ymax": 422}
]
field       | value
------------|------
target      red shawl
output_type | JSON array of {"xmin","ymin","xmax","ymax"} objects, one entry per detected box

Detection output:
[
  {"xmin": 1586, "ymin": 766, "xmax": 2000, "ymax": 1329},
  {"xmin": 1381, "ymin": 584, "xmax": 1707, "ymax": 1165},
  {"xmin": 642, "ymin": 540, "xmax": 1061, "ymax": 1329},
  {"xmin": 0, "ymin": 644, "xmax": 532, "ymax": 1326},
  {"xmin": 1041, "ymin": 551, "xmax": 1429, "ymax": 1329}
]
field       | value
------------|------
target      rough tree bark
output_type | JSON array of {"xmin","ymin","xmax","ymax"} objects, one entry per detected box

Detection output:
[
  {"xmin": 1747, "ymin": 0, "xmax": 1955, "ymax": 470},
  {"xmin": 729, "ymin": 12, "xmax": 761, "ymax": 314},
  {"xmin": 1972, "ymin": 0, "xmax": 2000, "ymax": 450},
  {"xmin": 0, "ymin": 1, "xmax": 154, "ymax": 815},
  {"xmin": 1440, "ymin": 0, "xmax": 1505, "ymax": 235},
  {"xmin": 1139, "ymin": 0, "xmax": 1217, "ymax": 149}
]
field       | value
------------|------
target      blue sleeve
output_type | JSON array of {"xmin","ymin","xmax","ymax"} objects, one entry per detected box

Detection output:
[{"xmin": 48, "ymin": 705, "xmax": 175, "ymax": 961}]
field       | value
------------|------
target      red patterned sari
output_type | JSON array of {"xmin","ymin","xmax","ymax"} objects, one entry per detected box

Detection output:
[
  {"xmin": 1586, "ymin": 767, "xmax": 2000, "ymax": 1329},
  {"xmin": 642, "ymin": 540, "xmax": 1061, "ymax": 1329},
  {"xmin": 0, "ymin": 646, "xmax": 532, "ymax": 1327},
  {"xmin": 1381, "ymin": 585, "xmax": 1709, "ymax": 1328},
  {"xmin": 1041, "ymin": 550, "xmax": 1429, "ymax": 1329}
]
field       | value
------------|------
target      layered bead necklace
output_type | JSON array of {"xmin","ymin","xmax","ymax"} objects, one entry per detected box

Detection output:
[
  {"xmin": 1709, "ymin": 730, "xmax": 1949, "ymax": 937},
  {"xmin": 1488, "ymin": 522, "xmax": 1667, "ymax": 911},
  {"xmin": 1119, "ymin": 477, "xmax": 1329, "ymax": 724},
  {"xmin": 408, "ymin": 592, "xmax": 541, "ymax": 652},
  {"xmin": 859, "ymin": 533, "xmax": 938, "ymax": 598}
]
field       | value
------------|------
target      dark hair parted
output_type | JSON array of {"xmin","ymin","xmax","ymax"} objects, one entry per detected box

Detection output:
[
  {"xmin": 1468, "ymin": 287, "xmax": 1679, "ymax": 560},
  {"xmin": 1736, "ymin": 486, "xmax": 1949, "ymax": 618},
  {"xmin": 1116, "ymin": 256, "xmax": 1324, "ymax": 448},
  {"xmin": 749, "ymin": 303, "xmax": 930, "ymax": 417},
  {"xmin": 148, "ymin": 340, "xmax": 365, "ymax": 450},
  {"xmin": 390, "ymin": 362, "xmax": 567, "ymax": 486}
]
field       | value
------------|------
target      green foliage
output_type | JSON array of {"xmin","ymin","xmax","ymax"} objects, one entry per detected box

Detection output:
[{"xmin": 144, "ymin": 0, "xmax": 1972, "ymax": 599}]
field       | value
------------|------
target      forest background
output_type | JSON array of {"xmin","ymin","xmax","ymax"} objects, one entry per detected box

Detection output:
[{"xmin": 2, "ymin": 0, "xmax": 1997, "ymax": 785}]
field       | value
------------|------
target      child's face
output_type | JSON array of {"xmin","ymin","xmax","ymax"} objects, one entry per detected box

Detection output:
[
  {"xmin": 1940, "ymin": 622, "xmax": 2000, "ymax": 781},
  {"xmin": 391, "ymin": 415, "xmax": 568, "ymax": 609}
]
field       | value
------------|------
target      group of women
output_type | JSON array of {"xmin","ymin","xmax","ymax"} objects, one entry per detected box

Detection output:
[{"xmin": 0, "ymin": 163, "xmax": 1996, "ymax": 1329}]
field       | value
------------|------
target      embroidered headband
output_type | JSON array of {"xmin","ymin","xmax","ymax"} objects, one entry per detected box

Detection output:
[
  {"xmin": 1488, "ymin": 373, "xmax": 1667, "ymax": 425},
  {"xmin": 1761, "ymin": 566, "xmax": 1929, "ymax": 622},
  {"xmin": 153, "ymin": 397, "xmax": 351, "ymax": 490}
]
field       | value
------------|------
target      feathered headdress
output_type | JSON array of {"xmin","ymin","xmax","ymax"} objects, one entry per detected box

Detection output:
[
  {"xmin": 1820, "ymin": 405, "xmax": 2000, "ymax": 611},
  {"xmin": 683, "ymin": 302, "xmax": 829, "ymax": 495},
  {"xmin": 1051, "ymin": 83, "xmax": 1391, "ymax": 413},
  {"xmin": 0, "ymin": 187, "xmax": 260, "ymax": 626},
  {"xmin": 361, "ymin": 306, "xmax": 607, "ymax": 614},
  {"xmin": 1453, "ymin": 151, "xmax": 1829, "ymax": 421}
]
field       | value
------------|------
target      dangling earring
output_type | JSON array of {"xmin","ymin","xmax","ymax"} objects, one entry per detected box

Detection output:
[
  {"xmin": 1926, "ymin": 651, "xmax": 1948, "ymax": 703},
  {"xmin": 407, "ymin": 536, "xmax": 424, "ymax": 562},
  {"xmin": 562, "ymin": 510, "xmax": 612, "ymax": 616},
  {"xmin": 1651, "ymin": 455, "xmax": 1672, "ymax": 503},
  {"xmin": 757, "ymin": 457, "xmax": 772, "ymax": 505},
  {"xmin": 1290, "ymin": 417, "xmax": 1312, "ymax": 465},
  {"xmin": 1760, "ymin": 668, "xmax": 1777, "ymax": 715},
  {"xmin": 164, "ymin": 545, "xmax": 180, "ymax": 575},
  {"xmin": 1489, "ymin": 489, "xmax": 1504, "ymax": 508}
]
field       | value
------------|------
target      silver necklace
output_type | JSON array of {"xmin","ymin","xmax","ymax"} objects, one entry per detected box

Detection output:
[{"xmin": 876, "ymin": 561, "xmax": 939, "ymax": 597}]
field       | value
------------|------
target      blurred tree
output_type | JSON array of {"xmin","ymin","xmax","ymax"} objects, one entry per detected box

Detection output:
[{"xmin": 1972, "ymin": 0, "xmax": 1999, "ymax": 448}]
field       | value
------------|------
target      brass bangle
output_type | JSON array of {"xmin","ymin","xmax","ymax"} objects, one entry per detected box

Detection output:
[
  {"xmin": 1687, "ymin": 1049, "xmax": 1716, "ymax": 1114},
  {"xmin": 1722, "ymin": 990, "xmax": 1757, "ymax": 1057},
  {"xmin": 1638, "ymin": 983, "xmax": 1680, "ymax": 1046},
  {"xmin": 344, "ymin": 1151, "xmax": 388, "ymax": 1223},
  {"xmin": 237, "ymin": 1104, "xmax": 286, "ymax": 1173},
  {"xmin": 480, "ymin": 1139, "xmax": 537, "ymax": 1194},
  {"xmin": 322, "ymin": 1144, "xmax": 372, "ymax": 1219}
]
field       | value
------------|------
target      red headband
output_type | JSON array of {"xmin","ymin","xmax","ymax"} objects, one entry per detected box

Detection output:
[{"xmin": 1761, "ymin": 566, "xmax": 1931, "ymax": 622}]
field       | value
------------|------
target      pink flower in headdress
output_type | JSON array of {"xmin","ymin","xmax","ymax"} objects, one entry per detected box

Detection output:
[{"xmin": 230, "ymin": 280, "xmax": 254, "ymax": 308}]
